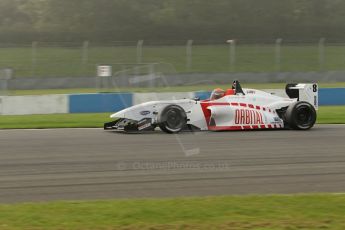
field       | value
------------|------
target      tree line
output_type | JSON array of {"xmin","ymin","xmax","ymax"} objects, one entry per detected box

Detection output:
[{"xmin": 1, "ymin": 0, "xmax": 345, "ymax": 43}]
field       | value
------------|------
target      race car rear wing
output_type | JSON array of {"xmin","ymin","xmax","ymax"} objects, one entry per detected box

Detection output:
[{"xmin": 286, "ymin": 83, "xmax": 318, "ymax": 110}]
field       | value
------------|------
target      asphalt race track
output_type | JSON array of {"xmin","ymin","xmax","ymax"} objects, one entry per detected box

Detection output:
[{"xmin": 1, "ymin": 125, "xmax": 345, "ymax": 203}]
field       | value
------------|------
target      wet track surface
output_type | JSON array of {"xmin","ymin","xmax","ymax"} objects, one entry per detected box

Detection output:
[{"xmin": 0, "ymin": 125, "xmax": 345, "ymax": 203}]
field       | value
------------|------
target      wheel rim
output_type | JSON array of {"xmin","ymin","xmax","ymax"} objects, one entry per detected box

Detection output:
[
  {"xmin": 296, "ymin": 106, "xmax": 313, "ymax": 127},
  {"xmin": 166, "ymin": 109, "xmax": 182, "ymax": 129}
]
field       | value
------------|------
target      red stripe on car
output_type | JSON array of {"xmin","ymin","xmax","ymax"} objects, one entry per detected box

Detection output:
[{"xmin": 208, "ymin": 126, "xmax": 243, "ymax": 131}]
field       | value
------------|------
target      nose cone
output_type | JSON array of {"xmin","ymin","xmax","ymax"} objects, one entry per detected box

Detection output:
[
  {"xmin": 110, "ymin": 110, "xmax": 125, "ymax": 119},
  {"xmin": 109, "ymin": 102, "xmax": 156, "ymax": 120}
]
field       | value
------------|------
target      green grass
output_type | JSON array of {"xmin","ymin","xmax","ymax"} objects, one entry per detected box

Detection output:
[
  {"xmin": 0, "ymin": 106, "xmax": 343, "ymax": 129},
  {"xmin": 0, "ymin": 194, "xmax": 345, "ymax": 229},
  {"xmin": 0, "ymin": 113, "xmax": 111, "ymax": 129},
  {"xmin": 317, "ymin": 106, "xmax": 345, "ymax": 124},
  {"xmin": 5, "ymin": 82, "xmax": 345, "ymax": 96},
  {"xmin": 1, "ymin": 44, "xmax": 345, "ymax": 77}
]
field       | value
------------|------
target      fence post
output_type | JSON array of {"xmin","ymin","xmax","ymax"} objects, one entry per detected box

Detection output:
[
  {"xmin": 149, "ymin": 63, "xmax": 155, "ymax": 88},
  {"xmin": 82, "ymin": 41, "xmax": 89, "ymax": 75},
  {"xmin": 227, "ymin": 40, "xmax": 236, "ymax": 72},
  {"xmin": 31, "ymin": 41, "xmax": 38, "ymax": 77},
  {"xmin": 186, "ymin": 40, "xmax": 193, "ymax": 71},
  {"xmin": 137, "ymin": 40, "xmax": 144, "ymax": 63},
  {"xmin": 318, "ymin": 38, "xmax": 325, "ymax": 71},
  {"xmin": 275, "ymin": 38, "xmax": 283, "ymax": 72},
  {"xmin": 82, "ymin": 41, "xmax": 89, "ymax": 65},
  {"xmin": 0, "ymin": 68, "xmax": 12, "ymax": 96}
]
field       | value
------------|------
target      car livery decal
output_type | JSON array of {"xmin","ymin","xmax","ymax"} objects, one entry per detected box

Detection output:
[
  {"xmin": 235, "ymin": 109, "xmax": 264, "ymax": 125},
  {"xmin": 140, "ymin": 111, "xmax": 151, "ymax": 116},
  {"xmin": 200, "ymin": 102, "xmax": 283, "ymax": 131}
]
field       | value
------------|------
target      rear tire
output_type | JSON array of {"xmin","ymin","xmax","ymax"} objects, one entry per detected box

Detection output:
[
  {"xmin": 158, "ymin": 105, "xmax": 187, "ymax": 134},
  {"xmin": 284, "ymin": 101, "xmax": 316, "ymax": 130}
]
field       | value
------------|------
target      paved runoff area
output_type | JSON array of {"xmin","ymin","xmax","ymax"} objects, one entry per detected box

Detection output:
[{"xmin": 0, "ymin": 125, "xmax": 345, "ymax": 203}]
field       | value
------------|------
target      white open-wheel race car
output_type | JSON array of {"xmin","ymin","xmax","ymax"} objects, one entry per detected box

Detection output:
[{"xmin": 104, "ymin": 81, "xmax": 318, "ymax": 133}]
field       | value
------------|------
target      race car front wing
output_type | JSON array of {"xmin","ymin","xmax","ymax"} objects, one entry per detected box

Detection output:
[{"xmin": 104, "ymin": 118, "xmax": 155, "ymax": 132}]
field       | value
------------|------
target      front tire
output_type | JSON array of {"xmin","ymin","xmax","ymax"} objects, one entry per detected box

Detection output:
[
  {"xmin": 284, "ymin": 101, "xmax": 317, "ymax": 130},
  {"xmin": 158, "ymin": 105, "xmax": 187, "ymax": 134}
]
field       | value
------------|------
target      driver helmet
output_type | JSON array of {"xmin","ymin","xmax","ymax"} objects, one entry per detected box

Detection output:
[{"xmin": 210, "ymin": 88, "xmax": 225, "ymax": 100}]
